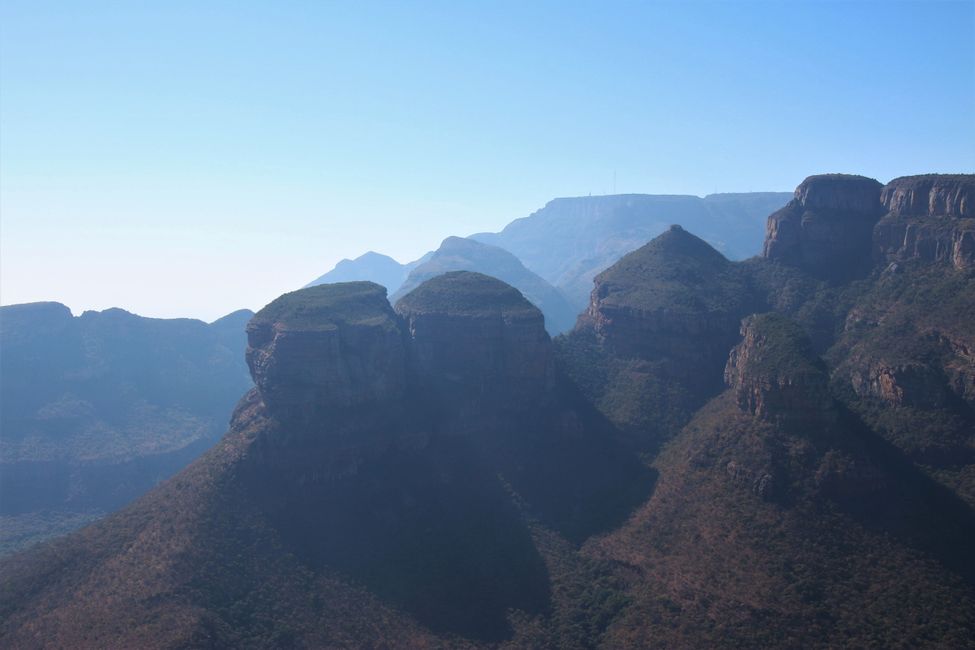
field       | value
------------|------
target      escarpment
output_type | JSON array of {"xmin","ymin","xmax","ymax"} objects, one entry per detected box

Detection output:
[
  {"xmin": 5, "ymin": 172, "xmax": 975, "ymax": 650},
  {"xmin": 246, "ymin": 282, "xmax": 409, "ymax": 423},
  {"xmin": 763, "ymin": 174, "xmax": 884, "ymax": 281},
  {"xmin": 585, "ymin": 225, "xmax": 756, "ymax": 384},
  {"xmin": 394, "ymin": 271, "xmax": 556, "ymax": 417},
  {"xmin": 560, "ymin": 225, "xmax": 763, "ymax": 450},
  {"xmin": 724, "ymin": 313, "xmax": 835, "ymax": 430},
  {"xmin": 874, "ymin": 174, "xmax": 975, "ymax": 270},
  {"xmin": 238, "ymin": 275, "xmax": 652, "ymax": 639}
]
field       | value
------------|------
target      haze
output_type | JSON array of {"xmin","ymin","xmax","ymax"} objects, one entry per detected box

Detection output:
[{"xmin": 2, "ymin": 0, "xmax": 973, "ymax": 320}]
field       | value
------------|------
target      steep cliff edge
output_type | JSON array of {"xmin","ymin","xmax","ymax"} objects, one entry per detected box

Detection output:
[
  {"xmin": 0, "ymin": 276, "xmax": 653, "ymax": 647},
  {"xmin": 395, "ymin": 271, "xmax": 555, "ymax": 416},
  {"xmin": 725, "ymin": 313, "xmax": 835, "ymax": 431},
  {"xmin": 763, "ymin": 174, "xmax": 884, "ymax": 281},
  {"xmin": 559, "ymin": 225, "xmax": 761, "ymax": 450},
  {"xmin": 874, "ymin": 174, "xmax": 975, "ymax": 270}
]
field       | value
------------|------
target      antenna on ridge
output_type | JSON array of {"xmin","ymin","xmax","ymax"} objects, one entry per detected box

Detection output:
[{"xmin": 613, "ymin": 169, "xmax": 617, "ymax": 195}]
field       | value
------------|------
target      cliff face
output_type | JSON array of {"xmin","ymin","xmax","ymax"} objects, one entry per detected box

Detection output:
[
  {"xmin": 394, "ymin": 272, "xmax": 555, "ymax": 417},
  {"xmin": 874, "ymin": 175, "xmax": 975, "ymax": 270},
  {"xmin": 763, "ymin": 174, "xmax": 884, "ymax": 281},
  {"xmin": 586, "ymin": 225, "xmax": 754, "ymax": 362},
  {"xmin": 724, "ymin": 313, "xmax": 835, "ymax": 430},
  {"xmin": 246, "ymin": 283, "xmax": 408, "ymax": 425},
  {"xmin": 881, "ymin": 174, "xmax": 974, "ymax": 218},
  {"xmin": 237, "ymin": 275, "xmax": 651, "ymax": 638}
]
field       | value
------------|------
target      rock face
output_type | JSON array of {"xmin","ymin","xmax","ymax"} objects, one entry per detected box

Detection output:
[
  {"xmin": 764, "ymin": 174, "xmax": 884, "ymax": 281},
  {"xmin": 874, "ymin": 174, "xmax": 975, "ymax": 270},
  {"xmin": 724, "ymin": 313, "xmax": 835, "ymax": 429},
  {"xmin": 881, "ymin": 174, "xmax": 974, "ymax": 218},
  {"xmin": 849, "ymin": 361, "xmax": 950, "ymax": 409},
  {"xmin": 246, "ymin": 282, "xmax": 408, "ymax": 426},
  {"xmin": 586, "ymin": 225, "xmax": 756, "ymax": 390},
  {"xmin": 394, "ymin": 272, "xmax": 555, "ymax": 416}
]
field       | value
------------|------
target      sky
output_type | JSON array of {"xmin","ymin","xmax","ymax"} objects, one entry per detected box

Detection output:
[{"xmin": 2, "ymin": 0, "xmax": 973, "ymax": 321}]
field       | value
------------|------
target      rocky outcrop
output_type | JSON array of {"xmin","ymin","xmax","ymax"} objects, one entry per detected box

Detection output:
[
  {"xmin": 246, "ymin": 282, "xmax": 408, "ymax": 426},
  {"xmin": 881, "ymin": 175, "xmax": 974, "ymax": 218},
  {"xmin": 849, "ymin": 361, "xmax": 949, "ymax": 409},
  {"xmin": 874, "ymin": 175, "xmax": 975, "ymax": 270},
  {"xmin": 724, "ymin": 313, "xmax": 835, "ymax": 429},
  {"xmin": 394, "ymin": 272, "xmax": 555, "ymax": 416},
  {"xmin": 763, "ymin": 174, "xmax": 884, "ymax": 281},
  {"xmin": 586, "ymin": 225, "xmax": 754, "ymax": 367}
]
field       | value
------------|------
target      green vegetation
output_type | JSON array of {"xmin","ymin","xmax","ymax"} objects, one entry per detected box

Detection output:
[
  {"xmin": 737, "ymin": 312, "xmax": 827, "ymax": 381},
  {"xmin": 594, "ymin": 225, "xmax": 752, "ymax": 315},
  {"xmin": 395, "ymin": 271, "xmax": 539, "ymax": 317},
  {"xmin": 251, "ymin": 281, "xmax": 396, "ymax": 331}
]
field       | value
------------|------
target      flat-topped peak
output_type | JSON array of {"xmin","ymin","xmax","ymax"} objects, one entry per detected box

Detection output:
[
  {"xmin": 794, "ymin": 174, "xmax": 883, "ymax": 213},
  {"xmin": 395, "ymin": 271, "xmax": 539, "ymax": 318},
  {"xmin": 881, "ymin": 174, "xmax": 975, "ymax": 218},
  {"xmin": 251, "ymin": 282, "xmax": 393, "ymax": 332}
]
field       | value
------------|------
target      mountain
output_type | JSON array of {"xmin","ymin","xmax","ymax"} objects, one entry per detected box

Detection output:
[
  {"xmin": 472, "ymin": 191, "xmax": 792, "ymax": 310},
  {"xmin": 2, "ymin": 174, "xmax": 973, "ymax": 648},
  {"xmin": 0, "ymin": 276, "xmax": 652, "ymax": 647},
  {"xmin": 391, "ymin": 236, "xmax": 578, "ymax": 334},
  {"xmin": 304, "ymin": 250, "xmax": 431, "ymax": 293},
  {"xmin": 583, "ymin": 311, "xmax": 975, "ymax": 647},
  {"xmin": 0, "ymin": 304, "xmax": 254, "ymax": 555},
  {"xmin": 555, "ymin": 173, "xmax": 975, "ymax": 645}
]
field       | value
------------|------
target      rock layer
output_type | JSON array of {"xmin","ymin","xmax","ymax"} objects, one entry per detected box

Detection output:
[
  {"xmin": 763, "ymin": 174, "xmax": 884, "ymax": 281},
  {"xmin": 874, "ymin": 174, "xmax": 975, "ymax": 270},
  {"xmin": 246, "ymin": 282, "xmax": 408, "ymax": 426},
  {"xmin": 724, "ymin": 313, "xmax": 835, "ymax": 429},
  {"xmin": 394, "ymin": 271, "xmax": 555, "ymax": 416}
]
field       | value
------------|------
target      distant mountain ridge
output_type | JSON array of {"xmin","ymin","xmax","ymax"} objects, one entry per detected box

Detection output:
[
  {"xmin": 304, "ymin": 190, "xmax": 792, "ymax": 314},
  {"xmin": 472, "ymin": 191, "xmax": 792, "ymax": 309},
  {"xmin": 391, "ymin": 237, "xmax": 578, "ymax": 334},
  {"xmin": 0, "ymin": 303, "xmax": 254, "ymax": 555},
  {"xmin": 304, "ymin": 251, "xmax": 430, "ymax": 293}
]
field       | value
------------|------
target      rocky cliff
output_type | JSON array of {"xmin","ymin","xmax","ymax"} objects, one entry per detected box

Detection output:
[
  {"xmin": 246, "ymin": 282, "xmax": 408, "ymax": 424},
  {"xmin": 724, "ymin": 313, "xmax": 835, "ymax": 430},
  {"xmin": 394, "ymin": 271, "xmax": 555, "ymax": 417},
  {"xmin": 874, "ymin": 174, "xmax": 975, "ymax": 270},
  {"xmin": 561, "ymin": 225, "xmax": 761, "ymax": 449},
  {"xmin": 763, "ymin": 174, "xmax": 884, "ymax": 281}
]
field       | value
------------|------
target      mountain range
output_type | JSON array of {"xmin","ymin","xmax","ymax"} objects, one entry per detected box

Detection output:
[
  {"xmin": 1, "ymin": 173, "xmax": 972, "ymax": 648},
  {"xmin": 0, "ymin": 305, "xmax": 253, "ymax": 555},
  {"xmin": 306, "ymin": 191, "xmax": 792, "ymax": 316}
]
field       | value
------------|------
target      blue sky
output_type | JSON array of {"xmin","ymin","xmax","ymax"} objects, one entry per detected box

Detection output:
[{"xmin": 2, "ymin": 0, "xmax": 973, "ymax": 320}]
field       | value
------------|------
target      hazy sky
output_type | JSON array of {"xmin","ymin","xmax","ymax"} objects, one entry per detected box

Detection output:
[{"xmin": 2, "ymin": 0, "xmax": 973, "ymax": 320}]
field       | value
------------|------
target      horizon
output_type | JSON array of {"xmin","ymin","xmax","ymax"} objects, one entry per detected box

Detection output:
[{"xmin": 2, "ymin": 0, "xmax": 973, "ymax": 320}]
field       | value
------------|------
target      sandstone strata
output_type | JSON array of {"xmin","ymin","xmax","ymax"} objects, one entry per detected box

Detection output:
[
  {"xmin": 246, "ymin": 282, "xmax": 408, "ymax": 424},
  {"xmin": 586, "ymin": 225, "xmax": 753, "ymax": 385},
  {"xmin": 724, "ymin": 313, "xmax": 835, "ymax": 429},
  {"xmin": 394, "ymin": 271, "xmax": 555, "ymax": 415},
  {"xmin": 874, "ymin": 174, "xmax": 975, "ymax": 270},
  {"xmin": 763, "ymin": 174, "xmax": 884, "ymax": 281}
]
